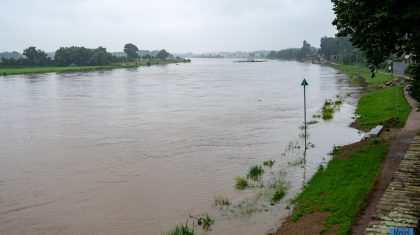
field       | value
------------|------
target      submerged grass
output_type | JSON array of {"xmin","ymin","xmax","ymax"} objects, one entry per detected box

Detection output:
[
  {"xmin": 200, "ymin": 214, "xmax": 214, "ymax": 232},
  {"xmin": 321, "ymin": 98, "xmax": 342, "ymax": 120},
  {"xmin": 247, "ymin": 165, "xmax": 264, "ymax": 181},
  {"xmin": 263, "ymin": 160, "xmax": 275, "ymax": 167},
  {"xmin": 213, "ymin": 195, "xmax": 231, "ymax": 206},
  {"xmin": 290, "ymin": 138, "xmax": 389, "ymax": 235},
  {"xmin": 235, "ymin": 176, "xmax": 249, "ymax": 189},
  {"xmin": 322, "ymin": 105, "xmax": 334, "ymax": 120},
  {"xmin": 269, "ymin": 181, "xmax": 288, "ymax": 203}
]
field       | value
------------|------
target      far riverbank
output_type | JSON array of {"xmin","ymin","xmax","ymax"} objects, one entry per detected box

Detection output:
[{"xmin": 0, "ymin": 58, "xmax": 190, "ymax": 76}]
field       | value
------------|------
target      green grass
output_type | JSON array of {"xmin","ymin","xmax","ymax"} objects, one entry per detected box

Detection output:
[
  {"xmin": 291, "ymin": 138, "xmax": 389, "ymax": 235},
  {"xmin": 286, "ymin": 63, "xmax": 410, "ymax": 234},
  {"xmin": 235, "ymin": 176, "xmax": 249, "ymax": 189},
  {"xmin": 322, "ymin": 105, "xmax": 334, "ymax": 120},
  {"xmin": 321, "ymin": 98, "xmax": 344, "ymax": 120},
  {"xmin": 354, "ymin": 86, "xmax": 411, "ymax": 131},
  {"xmin": 165, "ymin": 222, "xmax": 194, "ymax": 235},
  {"xmin": 0, "ymin": 59, "xmax": 187, "ymax": 76},
  {"xmin": 199, "ymin": 214, "xmax": 214, "ymax": 232},
  {"xmin": 270, "ymin": 181, "xmax": 288, "ymax": 203},
  {"xmin": 247, "ymin": 165, "xmax": 264, "ymax": 181},
  {"xmin": 328, "ymin": 64, "xmax": 393, "ymax": 87},
  {"xmin": 0, "ymin": 66, "xmax": 109, "ymax": 75},
  {"xmin": 322, "ymin": 99, "xmax": 334, "ymax": 120},
  {"xmin": 335, "ymin": 99, "xmax": 343, "ymax": 105}
]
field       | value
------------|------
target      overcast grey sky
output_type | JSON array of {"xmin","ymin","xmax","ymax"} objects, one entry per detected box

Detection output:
[{"xmin": 0, "ymin": 0, "xmax": 337, "ymax": 53}]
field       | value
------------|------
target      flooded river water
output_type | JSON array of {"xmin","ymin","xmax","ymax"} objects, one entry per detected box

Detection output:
[{"xmin": 0, "ymin": 59, "xmax": 363, "ymax": 234}]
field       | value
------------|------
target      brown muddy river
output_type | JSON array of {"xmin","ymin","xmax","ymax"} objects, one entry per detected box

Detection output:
[{"xmin": 0, "ymin": 59, "xmax": 363, "ymax": 234}]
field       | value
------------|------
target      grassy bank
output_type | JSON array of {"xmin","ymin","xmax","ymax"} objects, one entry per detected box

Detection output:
[
  {"xmin": 328, "ymin": 64, "xmax": 392, "ymax": 87},
  {"xmin": 275, "ymin": 64, "xmax": 411, "ymax": 235},
  {"xmin": 354, "ymin": 86, "xmax": 411, "ymax": 130},
  {"xmin": 329, "ymin": 63, "xmax": 411, "ymax": 131},
  {"xmin": 0, "ymin": 58, "xmax": 188, "ymax": 76},
  {"xmin": 285, "ymin": 138, "xmax": 389, "ymax": 235}
]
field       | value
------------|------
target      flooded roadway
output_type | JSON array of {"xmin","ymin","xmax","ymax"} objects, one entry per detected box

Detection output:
[{"xmin": 0, "ymin": 59, "xmax": 362, "ymax": 234}]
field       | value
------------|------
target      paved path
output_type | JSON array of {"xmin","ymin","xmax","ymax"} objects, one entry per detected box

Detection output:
[
  {"xmin": 365, "ymin": 136, "xmax": 420, "ymax": 234},
  {"xmin": 351, "ymin": 88, "xmax": 420, "ymax": 235}
]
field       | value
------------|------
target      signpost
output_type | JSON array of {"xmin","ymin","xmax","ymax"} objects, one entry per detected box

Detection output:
[{"xmin": 301, "ymin": 79, "xmax": 309, "ymax": 150}]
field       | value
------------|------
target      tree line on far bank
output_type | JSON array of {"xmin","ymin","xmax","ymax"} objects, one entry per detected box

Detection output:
[
  {"xmin": 0, "ymin": 43, "xmax": 174, "ymax": 67},
  {"xmin": 266, "ymin": 36, "xmax": 366, "ymax": 65},
  {"xmin": 266, "ymin": 40, "xmax": 317, "ymax": 62}
]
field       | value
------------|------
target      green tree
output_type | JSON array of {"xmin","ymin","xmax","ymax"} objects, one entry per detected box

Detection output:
[
  {"xmin": 296, "ymin": 40, "xmax": 315, "ymax": 61},
  {"xmin": 142, "ymin": 54, "xmax": 152, "ymax": 60},
  {"xmin": 88, "ymin": 47, "xmax": 112, "ymax": 65},
  {"xmin": 319, "ymin": 36, "xmax": 366, "ymax": 64},
  {"xmin": 54, "ymin": 46, "xmax": 112, "ymax": 66},
  {"xmin": 331, "ymin": 0, "xmax": 420, "ymax": 100},
  {"xmin": 23, "ymin": 46, "xmax": 50, "ymax": 66},
  {"xmin": 54, "ymin": 46, "xmax": 92, "ymax": 66},
  {"xmin": 332, "ymin": 0, "xmax": 419, "ymax": 66},
  {"xmin": 266, "ymin": 51, "xmax": 276, "ymax": 59},
  {"xmin": 123, "ymin": 43, "xmax": 139, "ymax": 61},
  {"xmin": 156, "ymin": 49, "xmax": 170, "ymax": 60},
  {"xmin": 320, "ymin": 37, "xmax": 339, "ymax": 61}
]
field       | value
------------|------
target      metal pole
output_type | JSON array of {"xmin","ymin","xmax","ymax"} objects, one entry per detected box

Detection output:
[
  {"xmin": 301, "ymin": 78, "xmax": 308, "ymax": 150},
  {"xmin": 304, "ymin": 84, "xmax": 307, "ymax": 150},
  {"xmin": 301, "ymin": 79, "xmax": 308, "ymax": 187}
]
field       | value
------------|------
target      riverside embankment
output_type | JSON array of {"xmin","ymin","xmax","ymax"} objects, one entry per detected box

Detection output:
[{"xmin": 273, "ymin": 64, "xmax": 412, "ymax": 235}]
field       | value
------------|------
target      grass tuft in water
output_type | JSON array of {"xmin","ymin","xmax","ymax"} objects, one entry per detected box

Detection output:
[
  {"xmin": 214, "ymin": 195, "xmax": 230, "ymax": 206},
  {"xmin": 307, "ymin": 120, "xmax": 319, "ymax": 125},
  {"xmin": 235, "ymin": 176, "xmax": 249, "ymax": 189},
  {"xmin": 312, "ymin": 114, "xmax": 322, "ymax": 119},
  {"xmin": 322, "ymin": 97, "xmax": 345, "ymax": 120},
  {"xmin": 263, "ymin": 160, "xmax": 275, "ymax": 167},
  {"xmin": 322, "ymin": 100, "xmax": 334, "ymax": 120},
  {"xmin": 269, "ymin": 180, "xmax": 288, "ymax": 203},
  {"xmin": 247, "ymin": 165, "xmax": 264, "ymax": 181},
  {"xmin": 335, "ymin": 99, "xmax": 343, "ymax": 105},
  {"xmin": 200, "ymin": 214, "xmax": 214, "ymax": 232},
  {"xmin": 189, "ymin": 214, "xmax": 215, "ymax": 232},
  {"xmin": 165, "ymin": 222, "xmax": 194, "ymax": 235}
]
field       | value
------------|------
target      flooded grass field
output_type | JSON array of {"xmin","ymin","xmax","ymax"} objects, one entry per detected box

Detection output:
[{"xmin": 0, "ymin": 59, "xmax": 363, "ymax": 234}]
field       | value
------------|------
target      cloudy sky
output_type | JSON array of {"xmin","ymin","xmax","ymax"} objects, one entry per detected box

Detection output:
[{"xmin": 0, "ymin": 0, "xmax": 337, "ymax": 53}]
